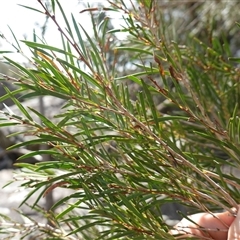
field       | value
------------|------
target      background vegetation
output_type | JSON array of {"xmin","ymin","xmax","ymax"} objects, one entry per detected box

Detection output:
[{"xmin": 0, "ymin": 0, "xmax": 240, "ymax": 239}]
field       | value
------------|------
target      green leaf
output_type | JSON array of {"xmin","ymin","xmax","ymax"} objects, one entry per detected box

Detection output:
[
  {"xmin": 7, "ymin": 139, "xmax": 47, "ymax": 150},
  {"xmin": 56, "ymin": 58, "xmax": 102, "ymax": 89},
  {"xmin": 4, "ymin": 57, "xmax": 39, "ymax": 82},
  {"xmin": 115, "ymin": 47, "xmax": 152, "ymax": 55},
  {"xmin": 17, "ymin": 150, "xmax": 58, "ymax": 161},
  {"xmin": 0, "ymin": 50, "xmax": 13, "ymax": 54},
  {"xmin": 79, "ymin": 25, "xmax": 106, "ymax": 77},
  {"xmin": 3, "ymin": 86, "xmax": 33, "ymax": 121},
  {"xmin": 71, "ymin": 14, "xmax": 87, "ymax": 58},
  {"xmin": 7, "ymin": 25, "xmax": 21, "ymax": 51},
  {"xmin": 141, "ymin": 79, "xmax": 159, "ymax": 132},
  {"xmin": 28, "ymin": 107, "xmax": 57, "ymax": 129},
  {"xmin": 22, "ymin": 41, "xmax": 77, "ymax": 58},
  {"xmin": 56, "ymin": 0, "xmax": 73, "ymax": 38},
  {"xmin": 228, "ymin": 57, "xmax": 240, "ymax": 63},
  {"xmin": 51, "ymin": 0, "xmax": 55, "ymax": 14},
  {"xmin": 18, "ymin": 4, "xmax": 44, "ymax": 14}
]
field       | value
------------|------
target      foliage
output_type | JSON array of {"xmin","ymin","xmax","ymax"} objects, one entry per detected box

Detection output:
[{"xmin": 0, "ymin": 0, "xmax": 240, "ymax": 239}]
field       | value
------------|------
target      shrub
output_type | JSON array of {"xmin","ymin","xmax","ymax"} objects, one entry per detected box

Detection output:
[{"xmin": 0, "ymin": 0, "xmax": 240, "ymax": 239}]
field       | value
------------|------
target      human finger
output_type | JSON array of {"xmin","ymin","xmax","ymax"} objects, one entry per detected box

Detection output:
[
  {"xmin": 227, "ymin": 207, "xmax": 240, "ymax": 240},
  {"xmin": 170, "ymin": 211, "xmax": 235, "ymax": 240}
]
